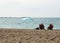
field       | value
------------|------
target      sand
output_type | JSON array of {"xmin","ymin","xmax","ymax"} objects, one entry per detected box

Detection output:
[{"xmin": 0, "ymin": 29, "xmax": 60, "ymax": 43}]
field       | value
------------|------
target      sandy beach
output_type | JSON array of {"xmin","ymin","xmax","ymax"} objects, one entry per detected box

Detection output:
[{"xmin": 0, "ymin": 29, "xmax": 60, "ymax": 43}]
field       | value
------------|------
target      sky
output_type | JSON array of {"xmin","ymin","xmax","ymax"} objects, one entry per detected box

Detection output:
[{"xmin": 0, "ymin": 0, "xmax": 60, "ymax": 17}]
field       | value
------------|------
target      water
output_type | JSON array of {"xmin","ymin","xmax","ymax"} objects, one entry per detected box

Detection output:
[{"xmin": 0, "ymin": 17, "xmax": 60, "ymax": 29}]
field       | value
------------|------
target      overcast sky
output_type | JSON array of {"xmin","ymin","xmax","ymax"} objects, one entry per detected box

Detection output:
[{"xmin": 0, "ymin": 0, "xmax": 60, "ymax": 17}]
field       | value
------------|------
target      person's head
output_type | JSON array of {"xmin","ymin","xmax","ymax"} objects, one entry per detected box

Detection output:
[
  {"xmin": 48, "ymin": 24, "xmax": 53, "ymax": 30},
  {"xmin": 39, "ymin": 24, "xmax": 45, "ymax": 30}
]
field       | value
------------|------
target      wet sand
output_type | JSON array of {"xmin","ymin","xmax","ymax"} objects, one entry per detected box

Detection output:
[{"xmin": 0, "ymin": 29, "xmax": 60, "ymax": 43}]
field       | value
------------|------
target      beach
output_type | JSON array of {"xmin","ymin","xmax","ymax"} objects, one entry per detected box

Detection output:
[{"xmin": 0, "ymin": 29, "xmax": 60, "ymax": 43}]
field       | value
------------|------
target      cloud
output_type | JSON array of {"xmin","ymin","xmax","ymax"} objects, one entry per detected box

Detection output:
[{"xmin": 0, "ymin": 0, "xmax": 60, "ymax": 17}]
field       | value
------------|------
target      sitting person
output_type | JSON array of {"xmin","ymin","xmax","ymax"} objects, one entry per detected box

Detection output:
[
  {"xmin": 39, "ymin": 24, "xmax": 45, "ymax": 30},
  {"xmin": 47, "ymin": 24, "xmax": 53, "ymax": 30}
]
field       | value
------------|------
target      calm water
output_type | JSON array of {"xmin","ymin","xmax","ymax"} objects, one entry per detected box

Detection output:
[{"xmin": 0, "ymin": 17, "xmax": 60, "ymax": 29}]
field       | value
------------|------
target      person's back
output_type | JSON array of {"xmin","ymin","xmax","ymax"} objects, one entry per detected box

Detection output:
[
  {"xmin": 39, "ymin": 24, "xmax": 45, "ymax": 30},
  {"xmin": 47, "ymin": 24, "xmax": 53, "ymax": 30}
]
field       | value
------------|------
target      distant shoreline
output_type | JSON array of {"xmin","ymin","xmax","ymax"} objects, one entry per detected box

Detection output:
[{"xmin": 0, "ymin": 28, "xmax": 60, "ymax": 30}]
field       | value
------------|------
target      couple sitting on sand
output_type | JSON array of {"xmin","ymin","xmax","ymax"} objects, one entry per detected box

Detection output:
[{"xmin": 35, "ymin": 24, "xmax": 53, "ymax": 30}]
